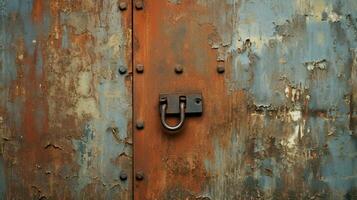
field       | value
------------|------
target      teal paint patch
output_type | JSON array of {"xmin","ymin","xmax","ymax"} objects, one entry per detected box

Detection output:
[
  {"xmin": 0, "ymin": 0, "xmax": 50, "ymax": 129},
  {"xmin": 0, "ymin": 158, "xmax": 6, "ymax": 198},
  {"xmin": 72, "ymin": 79, "xmax": 132, "ymax": 196},
  {"xmin": 230, "ymin": 51, "xmax": 252, "ymax": 90},
  {"xmin": 0, "ymin": 0, "xmax": 20, "ymax": 87},
  {"xmin": 72, "ymin": 123, "xmax": 95, "ymax": 195},
  {"xmin": 322, "ymin": 134, "xmax": 356, "ymax": 191},
  {"xmin": 2, "ymin": 0, "xmax": 50, "ymax": 54},
  {"xmin": 35, "ymin": 46, "xmax": 43, "ymax": 77},
  {"xmin": 61, "ymin": 25, "xmax": 69, "ymax": 49}
]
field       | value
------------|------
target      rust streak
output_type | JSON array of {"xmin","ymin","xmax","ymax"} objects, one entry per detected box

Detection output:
[{"xmin": 32, "ymin": 0, "xmax": 44, "ymax": 23}]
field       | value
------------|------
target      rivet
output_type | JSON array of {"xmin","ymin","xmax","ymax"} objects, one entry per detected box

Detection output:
[
  {"xmin": 118, "ymin": 66, "xmax": 127, "ymax": 74},
  {"xmin": 119, "ymin": 171, "xmax": 128, "ymax": 181},
  {"xmin": 119, "ymin": 2, "xmax": 127, "ymax": 10},
  {"xmin": 136, "ymin": 120, "xmax": 144, "ymax": 130},
  {"xmin": 217, "ymin": 64, "xmax": 225, "ymax": 74},
  {"xmin": 136, "ymin": 64, "xmax": 144, "ymax": 73},
  {"xmin": 135, "ymin": 0, "xmax": 144, "ymax": 10},
  {"xmin": 174, "ymin": 65, "xmax": 183, "ymax": 74},
  {"xmin": 135, "ymin": 171, "xmax": 144, "ymax": 181}
]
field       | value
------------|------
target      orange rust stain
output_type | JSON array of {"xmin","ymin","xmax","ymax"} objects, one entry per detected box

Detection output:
[
  {"xmin": 5, "ymin": 34, "xmax": 80, "ymax": 199},
  {"xmin": 22, "ymin": 45, "xmax": 48, "ymax": 143},
  {"xmin": 32, "ymin": 0, "xmax": 44, "ymax": 23},
  {"xmin": 133, "ymin": 1, "xmax": 229, "ymax": 199},
  {"xmin": 72, "ymin": 33, "xmax": 94, "ymax": 45},
  {"xmin": 71, "ymin": 32, "xmax": 95, "ymax": 53}
]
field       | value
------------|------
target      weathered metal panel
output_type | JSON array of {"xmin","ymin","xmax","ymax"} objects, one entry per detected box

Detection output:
[
  {"xmin": 134, "ymin": 0, "xmax": 356, "ymax": 199},
  {"xmin": 1, "ymin": 0, "xmax": 356, "ymax": 199},
  {"xmin": 0, "ymin": 0, "xmax": 132, "ymax": 199}
]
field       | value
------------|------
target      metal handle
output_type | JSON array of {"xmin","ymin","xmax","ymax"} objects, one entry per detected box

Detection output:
[{"xmin": 160, "ymin": 101, "xmax": 185, "ymax": 131}]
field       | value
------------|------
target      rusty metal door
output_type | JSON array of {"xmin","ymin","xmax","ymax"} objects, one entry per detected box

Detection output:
[
  {"xmin": 133, "ymin": 0, "xmax": 356, "ymax": 199},
  {"xmin": 0, "ymin": 0, "xmax": 133, "ymax": 199},
  {"xmin": 1, "ymin": 0, "xmax": 357, "ymax": 200}
]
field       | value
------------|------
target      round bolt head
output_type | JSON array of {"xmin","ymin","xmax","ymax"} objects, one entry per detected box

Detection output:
[
  {"xmin": 135, "ymin": 171, "xmax": 144, "ymax": 181},
  {"xmin": 217, "ymin": 64, "xmax": 225, "ymax": 73},
  {"xmin": 136, "ymin": 120, "xmax": 144, "ymax": 130},
  {"xmin": 119, "ymin": 2, "xmax": 127, "ymax": 10},
  {"xmin": 136, "ymin": 64, "xmax": 144, "ymax": 73},
  {"xmin": 135, "ymin": 1, "xmax": 144, "ymax": 10},
  {"xmin": 174, "ymin": 65, "xmax": 183, "ymax": 74},
  {"xmin": 118, "ymin": 66, "xmax": 127, "ymax": 74},
  {"xmin": 119, "ymin": 171, "xmax": 128, "ymax": 181}
]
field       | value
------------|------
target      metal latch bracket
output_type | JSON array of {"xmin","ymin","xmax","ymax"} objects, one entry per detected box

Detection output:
[{"xmin": 159, "ymin": 93, "xmax": 203, "ymax": 115}]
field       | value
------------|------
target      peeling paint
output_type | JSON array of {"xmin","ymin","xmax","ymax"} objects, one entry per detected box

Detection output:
[
  {"xmin": 1, "ymin": 0, "xmax": 356, "ymax": 199},
  {"xmin": 305, "ymin": 59, "xmax": 328, "ymax": 71},
  {"xmin": 0, "ymin": 0, "xmax": 132, "ymax": 199}
]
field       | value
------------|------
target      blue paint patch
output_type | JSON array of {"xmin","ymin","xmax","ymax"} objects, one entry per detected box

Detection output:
[
  {"xmin": 61, "ymin": 25, "xmax": 69, "ymax": 49},
  {"xmin": 70, "ymin": 1, "xmax": 131, "ymax": 196},
  {"xmin": 236, "ymin": 0, "xmax": 295, "ymax": 40},
  {"xmin": 229, "ymin": 51, "xmax": 252, "ymax": 90},
  {"xmin": 1, "ymin": 0, "xmax": 52, "ymax": 130},
  {"xmin": 228, "ymin": 0, "xmax": 355, "ymax": 116},
  {"xmin": 72, "ymin": 79, "xmax": 132, "ymax": 195},
  {"xmin": 322, "ymin": 133, "xmax": 356, "ymax": 191}
]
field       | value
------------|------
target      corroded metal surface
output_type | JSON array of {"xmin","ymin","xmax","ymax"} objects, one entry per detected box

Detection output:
[
  {"xmin": 0, "ymin": 0, "xmax": 132, "ymax": 199},
  {"xmin": 1, "ymin": 0, "xmax": 356, "ymax": 199},
  {"xmin": 134, "ymin": 0, "xmax": 356, "ymax": 199}
]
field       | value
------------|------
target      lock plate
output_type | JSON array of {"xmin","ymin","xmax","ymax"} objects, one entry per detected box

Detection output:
[{"xmin": 159, "ymin": 93, "xmax": 203, "ymax": 115}]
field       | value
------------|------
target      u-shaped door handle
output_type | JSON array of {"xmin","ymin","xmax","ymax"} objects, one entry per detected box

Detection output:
[{"xmin": 160, "ymin": 101, "xmax": 185, "ymax": 131}]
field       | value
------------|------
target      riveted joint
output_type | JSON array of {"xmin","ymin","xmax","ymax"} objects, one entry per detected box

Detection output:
[
  {"xmin": 217, "ymin": 63, "xmax": 225, "ymax": 74},
  {"xmin": 119, "ymin": 171, "xmax": 128, "ymax": 181},
  {"xmin": 136, "ymin": 64, "xmax": 144, "ymax": 73},
  {"xmin": 118, "ymin": 1, "xmax": 128, "ymax": 11},
  {"xmin": 135, "ymin": 171, "xmax": 144, "ymax": 181},
  {"xmin": 136, "ymin": 120, "xmax": 144, "ymax": 130},
  {"xmin": 135, "ymin": 0, "xmax": 144, "ymax": 10},
  {"xmin": 174, "ymin": 65, "xmax": 183, "ymax": 74},
  {"xmin": 118, "ymin": 66, "xmax": 127, "ymax": 74}
]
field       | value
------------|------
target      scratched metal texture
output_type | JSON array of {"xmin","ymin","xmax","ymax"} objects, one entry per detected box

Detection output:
[
  {"xmin": 133, "ymin": 0, "xmax": 356, "ymax": 199},
  {"xmin": 0, "ymin": 0, "xmax": 132, "ymax": 199}
]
